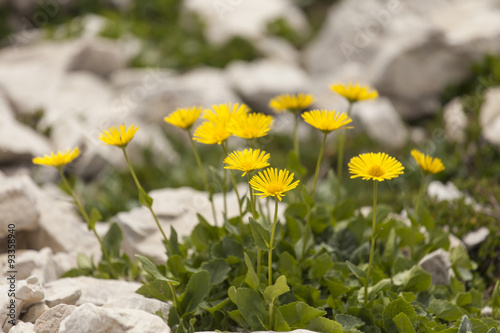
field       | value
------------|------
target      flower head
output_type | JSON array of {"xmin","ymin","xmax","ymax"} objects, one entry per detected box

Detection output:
[
  {"xmin": 164, "ymin": 106, "xmax": 202, "ymax": 130},
  {"xmin": 269, "ymin": 93, "xmax": 314, "ymax": 113},
  {"xmin": 411, "ymin": 149, "xmax": 445, "ymax": 174},
  {"xmin": 224, "ymin": 149, "xmax": 270, "ymax": 176},
  {"xmin": 227, "ymin": 113, "xmax": 273, "ymax": 139},
  {"xmin": 193, "ymin": 121, "xmax": 231, "ymax": 145},
  {"xmin": 302, "ymin": 110, "xmax": 353, "ymax": 133},
  {"xmin": 203, "ymin": 103, "xmax": 250, "ymax": 124},
  {"xmin": 330, "ymin": 83, "xmax": 378, "ymax": 103},
  {"xmin": 32, "ymin": 147, "xmax": 80, "ymax": 168},
  {"xmin": 99, "ymin": 124, "xmax": 139, "ymax": 148},
  {"xmin": 249, "ymin": 168, "xmax": 300, "ymax": 201},
  {"xmin": 349, "ymin": 152, "xmax": 404, "ymax": 182}
]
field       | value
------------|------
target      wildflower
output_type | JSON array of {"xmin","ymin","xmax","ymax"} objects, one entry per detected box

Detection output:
[
  {"xmin": 330, "ymin": 83, "xmax": 378, "ymax": 103},
  {"xmin": 249, "ymin": 168, "xmax": 300, "ymax": 201},
  {"xmin": 349, "ymin": 152, "xmax": 404, "ymax": 182},
  {"xmin": 269, "ymin": 93, "xmax": 314, "ymax": 113},
  {"xmin": 227, "ymin": 113, "xmax": 273, "ymax": 139},
  {"xmin": 32, "ymin": 148, "xmax": 80, "ymax": 168},
  {"xmin": 302, "ymin": 110, "xmax": 353, "ymax": 133},
  {"xmin": 203, "ymin": 103, "xmax": 249, "ymax": 124},
  {"xmin": 164, "ymin": 106, "xmax": 202, "ymax": 130},
  {"xmin": 99, "ymin": 124, "xmax": 139, "ymax": 148},
  {"xmin": 411, "ymin": 149, "xmax": 445, "ymax": 174},
  {"xmin": 224, "ymin": 149, "xmax": 270, "ymax": 176},
  {"xmin": 193, "ymin": 121, "xmax": 231, "ymax": 145}
]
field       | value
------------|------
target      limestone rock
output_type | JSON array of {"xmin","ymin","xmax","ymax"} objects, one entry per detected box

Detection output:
[
  {"xmin": 427, "ymin": 181, "xmax": 463, "ymax": 202},
  {"xmin": 43, "ymin": 279, "xmax": 82, "ymax": 307},
  {"xmin": 34, "ymin": 304, "xmax": 76, "ymax": 333},
  {"xmin": 419, "ymin": 249, "xmax": 453, "ymax": 285},
  {"xmin": 20, "ymin": 302, "xmax": 48, "ymax": 323},
  {"xmin": 7, "ymin": 321, "xmax": 35, "ymax": 333},
  {"xmin": 462, "ymin": 227, "xmax": 490, "ymax": 250},
  {"xmin": 443, "ymin": 97, "xmax": 467, "ymax": 143},
  {"xmin": 480, "ymin": 87, "xmax": 500, "ymax": 147},
  {"xmin": 58, "ymin": 303, "xmax": 170, "ymax": 333},
  {"xmin": 103, "ymin": 296, "xmax": 171, "ymax": 321}
]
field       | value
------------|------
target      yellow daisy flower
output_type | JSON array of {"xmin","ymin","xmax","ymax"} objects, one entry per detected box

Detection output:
[
  {"xmin": 227, "ymin": 113, "xmax": 273, "ymax": 139},
  {"xmin": 32, "ymin": 147, "xmax": 80, "ymax": 168},
  {"xmin": 411, "ymin": 149, "xmax": 445, "ymax": 174},
  {"xmin": 269, "ymin": 93, "xmax": 314, "ymax": 113},
  {"xmin": 193, "ymin": 121, "xmax": 231, "ymax": 145},
  {"xmin": 203, "ymin": 103, "xmax": 250, "ymax": 124},
  {"xmin": 164, "ymin": 106, "xmax": 202, "ymax": 130},
  {"xmin": 224, "ymin": 149, "xmax": 270, "ymax": 176},
  {"xmin": 302, "ymin": 110, "xmax": 353, "ymax": 133},
  {"xmin": 249, "ymin": 168, "xmax": 300, "ymax": 201},
  {"xmin": 330, "ymin": 83, "xmax": 378, "ymax": 103},
  {"xmin": 99, "ymin": 124, "xmax": 139, "ymax": 148},
  {"xmin": 349, "ymin": 152, "xmax": 404, "ymax": 182}
]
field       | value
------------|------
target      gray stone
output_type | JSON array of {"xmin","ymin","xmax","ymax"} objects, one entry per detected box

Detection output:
[
  {"xmin": 443, "ymin": 97, "xmax": 467, "ymax": 144},
  {"xmin": 7, "ymin": 321, "xmax": 35, "ymax": 333},
  {"xmin": 419, "ymin": 249, "xmax": 452, "ymax": 285},
  {"xmin": 20, "ymin": 302, "xmax": 48, "ymax": 323},
  {"xmin": 427, "ymin": 181, "xmax": 463, "ymax": 202},
  {"xmin": 43, "ymin": 280, "xmax": 82, "ymax": 307},
  {"xmin": 34, "ymin": 304, "xmax": 76, "ymax": 333},
  {"xmin": 462, "ymin": 227, "xmax": 490, "ymax": 250},
  {"xmin": 58, "ymin": 303, "xmax": 170, "ymax": 333},
  {"xmin": 103, "ymin": 296, "xmax": 171, "ymax": 322},
  {"xmin": 480, "ymin": 87, "xmax": 500, "ymax": 148}
]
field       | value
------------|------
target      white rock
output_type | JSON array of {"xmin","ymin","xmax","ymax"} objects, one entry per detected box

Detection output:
[
  {"xmin": 43, "ymin": 280, "xmax": 82, "ymax": 308},
  {"xmin": 419, "ymin": 249, "xmax": 453, "ymax": 285},
  {"xmin": 304, "ymin": 0, "xmax": 500, "ymax": 119},
  {"xmin": 58, "ymin": 303, "xmax": 170, "ymax": 333},
  {"xmin": 20, "ymin": 302, "xmax": 48, "ymax": 323},
  {"xmin": 443, "ymin": 97, "xmax": 467, "ymax": 143},
  {"xmin": 183, "ymin": 0, "xmax": 309, "ymax": 45},
  {"xmin": 462, "ymin": 227, "xmax": 490, "ymax": 250},
  {"xmin": 254, "ymin": 37, "xmax": 301, "ymax": 65},
  {"xmin": 7, "ymin": 321, "xmax": 35, "ymax": 333},
  {"xmin": 103, "ymin": 296, "xmax": 171, "ymax": 321},
  {"xmin": 480, "ymin": 87, "xmax": 500, "ymax": 147},
  {"xmin": 427, "ymin": 181, "xmax": 463, "ymax": 202},
  {"xmin": 34, "ymin": 304, "xmax": 76, "ymax": 333},
  {"xmin": 481, "ymin": 306, "xmax": 493, "ymax": 317}
]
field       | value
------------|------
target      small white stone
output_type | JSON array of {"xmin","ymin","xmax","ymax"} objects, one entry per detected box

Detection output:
[
  {"xmin": 462, "ymin": 227, "xmax": 490, "ymax": 250},
  {"xmin": 419, "ymin": 249, "xmax": 453, "ymax": 285}
]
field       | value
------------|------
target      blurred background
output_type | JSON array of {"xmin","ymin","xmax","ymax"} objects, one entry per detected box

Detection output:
[{"xmin": 1, "ymin": 0, "xmax": 500, "ymax": 276}]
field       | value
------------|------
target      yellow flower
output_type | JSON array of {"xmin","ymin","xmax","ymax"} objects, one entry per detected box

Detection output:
[
  {"xmin": 193, "ymin": 121, "xmax": 231, "ymax": 145},
  {"xmin": 32, "ymin": 147, "xmax": 80, "ymax": 168},
  {"xmin": 164, "ymin": 106, "xmax": 202, "ymax": 130},
  {"xmin": 224, "ymin": 149, "xmax": 271, "ymax": 176},
  {"xmin": 330, "ymin": 83, "xmax": 378, "ymax": 103},
  {"xmin": 302, "ymin": 110, "xmax": 353, "ymax": 133},
  {"xmin": 269, "ymin": 93, "xmax": 315, "ymax": 113},
  {"xmin": 227, "ymin": 113, "xmax": 273, "ymax": 139},
  {"xmin": 349, "ymin": 152, "xmax": 404, "ymax": 182},
  {"xmin": 99, "ymin": 124, "xmax": 139, "ymax": 148},
  {"xmin": 203, "ymin": 103, "xmax": 250, "ymax": 124},
  {"xmin": 249, "ymin": 168, "xmax": 300, "ymax": 201},
  {"xmin": 411, "ymin": 149, "xmax": 445, "ymax": 174}
]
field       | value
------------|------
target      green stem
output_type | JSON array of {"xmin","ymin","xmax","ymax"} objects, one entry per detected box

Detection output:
[
  {"xmin": 312, "ymin": 132, "xmax": 328, "ymax": 199},
  {"xmin": 365, "ymin": 180, "xmax": 378, "ymax": 305},
  {"xmin": 188, "ymin": 130, "xmax": 218, "ymax": 226},
  {"xmin": 122, "ymin": 147, "xmax": 174, "ymax": 254},
  {"xmin": 222, "ymin": 143, "xmax": 243, "ymax": 222},
  {"xmin": 268, "ymin": 198, "xmax": 279, "ymax": 286},
  {"xmin": 336, "ymin": 103, "xmax": 353, "ymax": 198},
  {"xmin": 293, "ymin": 114, "xmax": 300, "ymax": 158},
  {"xmin": 248, "ymin": 172, "xmax": 261, "ymax": 280},
  {"xmin": 167, "ymin": 281, "xmax": 179, "ymax": 309},
  {"xmin": 412, "ymin": 174, "xmax": 427, "ymax": 258},
  {"xmin": 58, "ymin": 169, "xmax": 111, "ymax": 265}
]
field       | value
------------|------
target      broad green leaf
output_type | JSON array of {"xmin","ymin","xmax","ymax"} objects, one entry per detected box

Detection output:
[
  {"xmin": 492, "ymin": 280, "xmax": 500, "ymax": 308},
  {"xmin": 487, "ymin": 328, "xmax": 498, "ymax": 333},
  {"xmin": 235, "ymin": 288, "xmax": 268, "ymax": 330},
  {"xmin": 190, "ymin": 214, "xmax": 220, "ymax": 251},
  {"xmin": 228, "ymin": 286, "xmax": 237, "ymax": 304},
  {"xmin": 346, "ymin": 261, "xmax": 366, "ymax": 280},
  {"xmin": 169, "ymin": 226, "xmax": 181, "ymax": 256},
  {"xmin": 103, "ymin": 222, "xmax": 123, "ymax": 258},
  {"xmin": 392, "ymin": 265, "xmax": 431, "ymax": 292},
  {"xmin": 311, "ymin": 252, "xmax": 334, "ymax": 280},
  {"xmin": 429, "ymin": 299, "xmax": 464, "ymax": 322},
  {"xmin": 201, "ymin": 259, "xmax": 231, "ymax": 285},
  {"xmin": 168, "ymin": 305, "xmax": 180, "ymax": 328},
  {"xmin": 382, "ymin": 297, "xmax": 417, "ymax": 333},
  {"xmin": 244, "ymin": 252, "xmax": 260, "ymax": 291},
  {"xmin": 138, "ymin": 187, "xmax": 153, "ymax": 208},
  {"xmin": 136, "ymin": 255, "xmax": 179, "ymax": 285},
  {"xmin": 469, "ymin": 318, "xmax": 489, "ymax": 333},
  {"xmin": 178, "ymin": 270, "xmax": 210, "ymax": 315},
  {"xmin": 88, "ymin": 208, "xmax": 102, "ymax": 230},
  {"xmin": 167, "ymin": 255, "xmax": 188, "ymax": 282},
  {"xmin": 279, "ymin": 252, "xmax": 302, "ymax": 284},
  {"xmin": 306, "ymin": 317, "xmax": 343, "ymax": 333},
  {"xmin": 272, "ymin": 305, "xmax": 291, "ymax": 331},
  {"xmin": 227, "ymin": 309, "xmax": 246, "ymax": 328},
  {"xmin": 335, "ymin": 314, "xmax": 365, "ymax": 330},
  {"xmin": 264, "ymin": 275, "xmax": 290, "ymax": 304},
  {"xmin": 279, "ymin": 301, "xmax": 326, "ymax": 327},
  {"xmin": 457, "ymin": 315, "xmax": 472, "ymax": 333},
  {"xmin": 368, "ymin": 279, "xmax": 392, "ymax": 299},
  {"xmin": 200, "ymin": 298, "xmax": 230, "ymax": 316},
  {"xmin": 393, "ymin": 312, "xmax": 416, "ymax": 333},
  {"xmin": 76, "ymin": 253, "xmax": 93, "ymax": 270},
  {"xmin": 249, "ymin": 217, "xmax": 272, "ymax": 250},
  {"xmin": 136, "ymin": 280, "xmax": 173, "ymax": 302},
  {"xmin": 323, "ymin": 277, "xmax": 350, "ymax": 298},
  {"xmin": 455, "ymin": 292, "xmax": 472, "ymax": 307}
]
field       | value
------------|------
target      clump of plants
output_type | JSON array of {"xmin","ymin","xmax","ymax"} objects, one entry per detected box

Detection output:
[{"xmin": 33, "ymin": 83, "xmax": 500, "ymax": 333}]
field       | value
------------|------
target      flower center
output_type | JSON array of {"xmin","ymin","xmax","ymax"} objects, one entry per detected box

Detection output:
[
  {"xmin": 267, "ymin": 182, "xmax": 285, "ymax": 195},
  {"xmin": 368, "ymin": 165, "xmax": 384, "ymax": 178}
]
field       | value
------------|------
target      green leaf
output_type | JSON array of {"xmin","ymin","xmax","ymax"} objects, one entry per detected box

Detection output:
[
  {"xmin": 169, "ymin": 226, "xmax": 181, "ymax": 255},
  {"xmin": 346, "ymin": 261, "xmax": 366, "ymax": 280},
  {"xmin": 393, "ymin": 312, "xmax": 416, "ymax": 333},
  {"xmin": 201, "ymin": 259, "xmax": 231, "ymax": 285},
  {"xmin": 76, "ymin": 253, "xmax": 93, "ymax": 270},
  {"xmin": 167, "ymin": 255, "xmax": 188, "ymax": 282},
  {"xmin": 200, "ymin": 298, "xmax": 230, "ymax": 316},
  {"xmin": 138, "ymin": 187, "xmax": 153, "ymax": 208},
  {"xmin": 457, "ymin": 315, "xmax": 472, "ymax": 333},
  {"xmin": 103, "ymin": 222, "xmax": 123, "ymax": 258},
  {"xmin": 249, "ymin": 217, "xmax": 272, "ymax": 250},
  {"xmin": 168, "ymin": 305, "xmax": 180, "ymax": 328},
  {"xmin": 382, "ymin": 297, "xmax": 417, "ymax": 333},
  {"xmin": 301, "ymin": 185, "xmax": 314, "ymax": 208},
  {"xmin": 264, "ymin": 275, "xmax": 290, "ymax": 304},
  {"xmin": 244, "ymin": 252, "xmax": 260, "ymax": 291},
  {"xmin": 324, "ymin": 277, "xmax": 350, "ymax": 298},
  {"xmin": 272, "ymin": 306, "xmax": 291, "ymax": 331},
  {"xmin": 311, "ymin": 252, "xmax": 334, "ymax": 280},
  {"xmin": 429, "ymin": 299, "xmax": 464, "ymax": 322},
  {"xmin": 368, "ymin": 279, "xmax": 392, "ymax": 299},
  {"xmin": 279, "ymin": 252, "xmax": 301, "ymax": 283},
  {"xmin": 190, "ymin": 214, "xmax": 220, "ymax": 252},
  {"xmin": 287, "ymin": 151, "xmax": 306, "ymax": 176},
  {"xmin": 136, "ymin": 255, "xmax": 179, "ymax": 285},
  {"xmin": 487, "ymin": 328, "xmax": 498, "ymax": 333},
  {"xmin": 456, "ymin": 292, "xmax": 472, "ymax": 307},
  {"xmin": 235, "ymin": 288, "xmax": 268, "ymax": 330},
  {"xmin": 492, "ymin": 280, "xmax": 500, "ymax": 308},
  {"xmin": 178, "ymin": 270, "xmax": 210, "ymax": 315},
  {"xmin": 335, "ymin": 314, "xmax": 365, "ymax": 330},
  {"xmin": 136, "ymin": 280, "xmax": 173, "ymax": 302},
  {"xmin": 279, "ymin": 301, "xmax": 326, "ymax": 327},
  {"xmin": 228, "ymin": 286, "xmax": 237, "ymax": 304},
  {"xmin": 306, "ymin": 317, "xmax": 343, "ymax": 333},
  {"xmin": 392, "ymin": 265, "xmax": 431, "ymax": 292},
  {"xmin": 88, "ymin": 208, "xmax": 102, "ymax": 230}
]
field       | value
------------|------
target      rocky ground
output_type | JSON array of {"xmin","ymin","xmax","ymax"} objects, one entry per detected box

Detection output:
[{"xmin": 1, "ymin": 0, "xmax": 500, "ymax": 332}]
